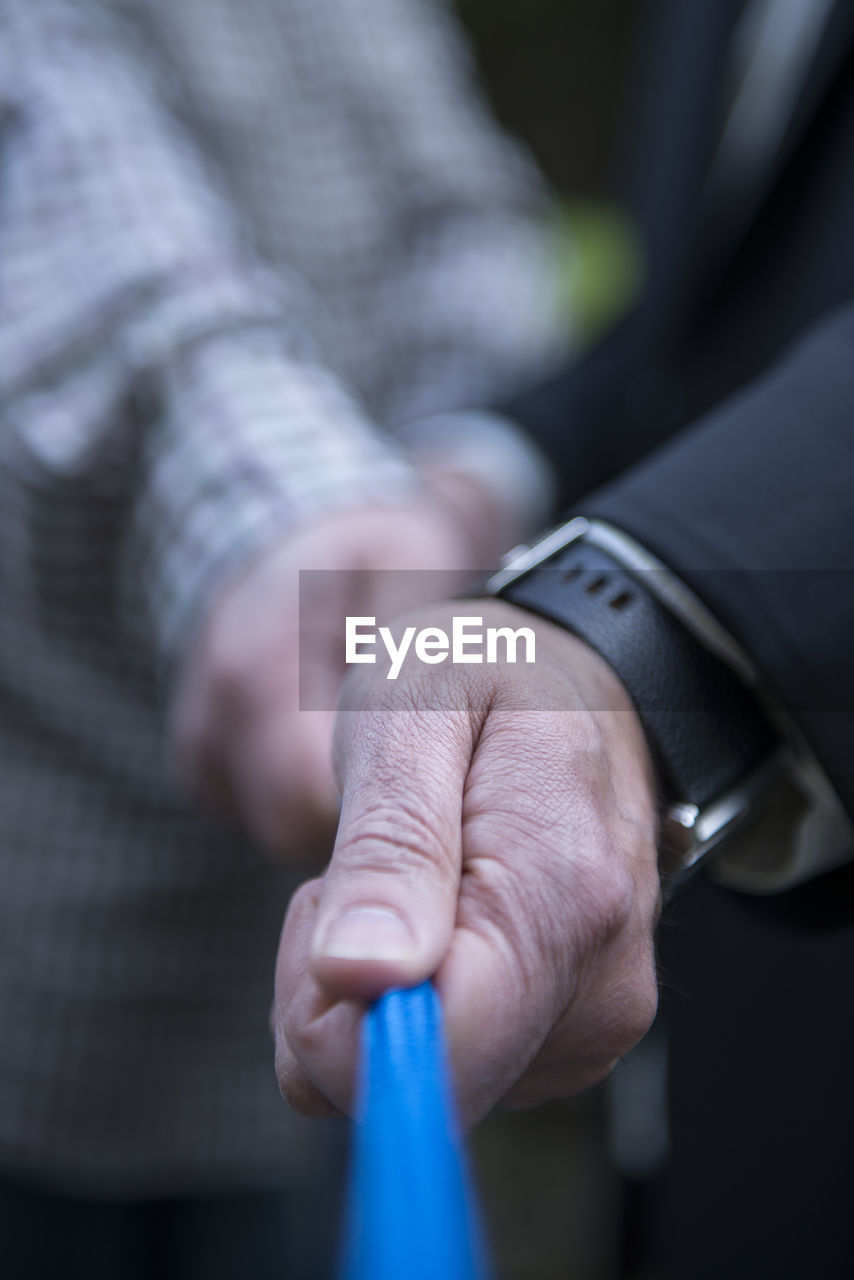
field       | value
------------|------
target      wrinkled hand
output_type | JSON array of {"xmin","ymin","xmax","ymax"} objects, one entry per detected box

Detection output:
[
  {"xmin": 173, "ymin": 499, "xmax": 471, "ymax": 860},
  {"xmin": 273, "ymin": 600, "xmax": 663, "ymax": 1124}
]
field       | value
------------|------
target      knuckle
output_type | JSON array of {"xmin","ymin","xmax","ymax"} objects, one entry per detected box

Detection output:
[
  {"xmin": 336, "ymin": 796, "xmax": 454, "ymax": 877},
  {"xmin": 286, "ymin": 1011, "xmax": 324, "ymax": 1060},
  {"xmin": 588, "ymin": 857, "xmax": 637, "ymax": 943},
  {"xmin": 520, "ymin": 1054, "xmax": 621, "ymax": 1104},
  {"xmin": 276, "ymin": 1009, "xmax": 334, "ymax": 1102},
  {"xmin": 275, "ymin": 1055, "xmax": 335, "ymax": 1118},
  {"xmin": 621, "ymin": 988, "xmax": 659, "ymax": 1050},
  {"xmin": 603, "ymin": 972, "xmax": 659, "ymax": 1057},
  {"xmin": 576, "ymin": 1057, "xmax": 622, "ymax": 1094}
]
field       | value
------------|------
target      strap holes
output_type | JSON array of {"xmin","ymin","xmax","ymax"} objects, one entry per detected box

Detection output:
[
  {"xmin": 585, "ymin": 576, "xmax": 607, "ymax": 595},
  {"xmin": 563, "ymin": 567, "xmax": 583, "ymax": 583},
  {"xmin": 609, "ymin": 590, "xmax": 633, "ymax": 611}
]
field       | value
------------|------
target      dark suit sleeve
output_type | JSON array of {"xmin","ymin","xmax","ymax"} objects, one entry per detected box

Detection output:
[{"xmin": 577, "ymin": 305, "xmax": 854, "ymax": 823}]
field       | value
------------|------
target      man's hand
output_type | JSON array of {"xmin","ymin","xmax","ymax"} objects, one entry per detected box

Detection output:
[
  {"xmin": 173, "ymin": 500, "xmax": 471, "ymax": 860},
  {"xmin": 272, "ymin": 600, "xmax": 662, "ymax": 1124}
]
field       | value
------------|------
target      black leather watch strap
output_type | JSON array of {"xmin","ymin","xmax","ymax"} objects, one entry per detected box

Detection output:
[{"xmin": 499, "ymin": 539, "xmax": 777, "ymax": 811}]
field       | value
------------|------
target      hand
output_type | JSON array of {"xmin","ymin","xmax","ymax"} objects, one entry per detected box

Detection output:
[
  {"xmin": 405, "ymin": 414, "xmax": 556, "ymax": 567},
  {"xmin": 173, "ymin": 499, "xmax": 472, "ymax": 861},
  {"xmin": 424, "ymin": 466, "xmax": 525, "ymax": 568},
  {"xmin": 273, "ymin": 599, "xmax": 662, "ymax": 1124}
]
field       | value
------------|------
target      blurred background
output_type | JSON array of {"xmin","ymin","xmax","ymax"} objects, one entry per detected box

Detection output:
[
  {"xmin": 452, "ymin": 5, "xmax": 647, "ymax": 1278},
  {"xmin": 457, "ymin": 0, "xmax": 642, "ymax": 346}
]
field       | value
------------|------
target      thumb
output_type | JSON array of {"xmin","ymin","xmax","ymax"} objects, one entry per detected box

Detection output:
[{"xmin": 309, "ymin": 696, "xmax": 477, "ymax": 1001}]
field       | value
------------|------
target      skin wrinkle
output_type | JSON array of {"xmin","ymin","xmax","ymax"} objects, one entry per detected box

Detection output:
[
  {"xmin": 500, "ymin": 855, "xmax": 655, "ymax": 1104},
  {"xmin": 461, "ymin": 818, "xmax": 592, "ymax": 971},
  {"xmin": 445, "ymin": 967, "xmax": 571, "ymax": 1121},
  {"xmin": 459, "ymin": 761, "xmax": 645, "ymax": 1045},
  {"xmin": 333, "ymin": 799, "xmax": 459, "ymax": 872},
  {"xmin": 462, "ymin": 756, "xmax": 642, "ymax": 959},
  {"xmin": 509, "ymin": 938, "xmax": 658, "ymax": 1105},
  {"xmin": 342, "ymin": 715, "xmax": 461, "ymax": 785},
  {"xmin": 464, "ymin": 718, "xmax": 603, "ymax": 830},
  {"xmin": 434, "ymin": 944, "xmax": 560, "ymax": 1113},
  {"xmin": 334, "ymin": 704, "xmax": 474, "ymax": 778},
  {"xmin": 581, "ymin": 974, "xmax": 658, "ymax": 1064},
  {"xmin": 455, "ymin": 860, "xmax": 565, "ymax": 999},
  {"xmin": 275, "ymin": 1035, "xmax": 343, "ymax": 1119}
]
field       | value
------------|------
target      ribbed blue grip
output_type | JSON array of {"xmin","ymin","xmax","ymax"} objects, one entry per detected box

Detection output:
[{"xmin": 339, "ymin": 982, "xmax": 489, "ymax": 1280}]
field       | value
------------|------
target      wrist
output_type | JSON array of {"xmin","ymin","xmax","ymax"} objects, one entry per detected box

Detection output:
[{"xmin": 485, "ymin": 518, "xmax": 781, "ymax": 885}]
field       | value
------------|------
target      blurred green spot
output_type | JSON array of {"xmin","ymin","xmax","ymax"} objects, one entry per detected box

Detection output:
[{"xmin": 551, "ymin": 202, "xmax": 643, "ymax": 344}]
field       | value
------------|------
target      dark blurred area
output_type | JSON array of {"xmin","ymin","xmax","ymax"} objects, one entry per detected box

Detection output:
[
  {"xmin": 456, "ymin": 0, "xmax": 638, "ymax": 200},
  {"xmin": 457, "ymin": 1, "xmax": 644, "ymax": 343}
]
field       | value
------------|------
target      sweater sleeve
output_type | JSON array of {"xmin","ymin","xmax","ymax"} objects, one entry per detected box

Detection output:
[{"xmin": 0, "ymin": 0, "xmax": 415, "ymax": 669}]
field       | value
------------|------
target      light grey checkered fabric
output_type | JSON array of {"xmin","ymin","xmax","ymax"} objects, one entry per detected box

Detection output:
[{"xmin": 0, "ymin": 0, "xmax": 562, "ymax": 1193}]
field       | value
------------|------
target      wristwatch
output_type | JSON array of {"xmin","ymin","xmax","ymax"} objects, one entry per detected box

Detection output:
[{"xmin": 485, "ymin": 517, "xmax": 783, "ymax": 882}]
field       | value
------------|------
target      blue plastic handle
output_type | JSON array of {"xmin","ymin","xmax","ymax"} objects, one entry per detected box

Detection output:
[{"xmin": 339, "ymin": 981, "xmax": 489, "ymax": 1280}]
